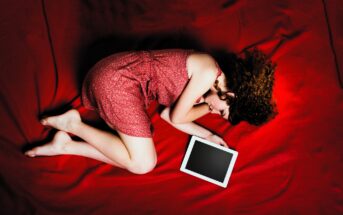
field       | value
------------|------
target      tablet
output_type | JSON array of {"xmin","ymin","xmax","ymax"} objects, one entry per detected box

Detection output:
[{"xmin": 180, "ymin": 135, "xmax": 238, "ymax": 188}]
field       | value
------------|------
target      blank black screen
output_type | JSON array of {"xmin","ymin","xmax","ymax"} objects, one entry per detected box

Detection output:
[{"xmin": 185, "ymin": 140, "xmax": 233, "ymax": 182}]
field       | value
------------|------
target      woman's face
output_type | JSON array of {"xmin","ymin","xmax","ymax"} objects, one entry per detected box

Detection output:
[{"xmin": 205, "ymin": 90, "xmax": 234, "ymax": 120}]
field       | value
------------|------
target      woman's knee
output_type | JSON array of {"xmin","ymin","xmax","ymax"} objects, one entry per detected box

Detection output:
[
  {"xmin": 116, "ymin": 131, "xmax": 157, "ymax": 174},
  {"xmin": 128, "ymin": 157, "xmax": 157, "ymax": 174}
]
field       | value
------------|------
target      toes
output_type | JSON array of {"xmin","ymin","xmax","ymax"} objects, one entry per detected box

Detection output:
[
  {"xmin": 40, "ymin": 119, "xmax": 47, "ymax": 125},
  {"xmin": 25, "ymin": 150, "xmax": 36, "ymax": 157},
  {"xmin": 40, "ymin": 117, "xmax": 54, "ymax": 127},
  {"xmin": 40, "ymin": 116, "xmax": 52, "ymax": 125}
]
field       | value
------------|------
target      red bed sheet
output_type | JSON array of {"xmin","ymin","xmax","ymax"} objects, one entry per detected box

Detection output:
[{"xmin": 0, "ymin": 0, "xmax": 342, "ymax": 214}]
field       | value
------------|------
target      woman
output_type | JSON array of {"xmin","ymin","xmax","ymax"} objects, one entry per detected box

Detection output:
[{"xmin": 24, "ymin": 48, "xmax": 277, "ymax": 174}]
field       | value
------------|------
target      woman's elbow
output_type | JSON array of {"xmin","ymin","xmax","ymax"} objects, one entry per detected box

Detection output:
[
  {"xmin": 160, "ymin": 111, "xmax": 169, "ymax": 122},
  {"xmin": 170, "ymin": 115, "xmax": 184, "ymax": 124},
  {"xmin": 170, "ymin": 117, "xmax": 179, "ymax": 124},
  {"xmin": 168, "ymin": 108, "xmax": 186, "ymax": 124},
  {"xmin": 160, "ymin": 107, "xmax": 176, "ymax": 123}
]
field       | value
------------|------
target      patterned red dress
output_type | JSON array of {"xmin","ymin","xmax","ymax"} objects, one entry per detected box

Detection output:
[{"xmin": 81, "ymin": 49, "xmax": 194, "ymax": 138}]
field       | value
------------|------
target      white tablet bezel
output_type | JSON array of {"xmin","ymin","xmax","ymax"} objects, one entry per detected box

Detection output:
[{"xmin": 180, "ymin": 135, "xmax": 238, "ymax": 188}]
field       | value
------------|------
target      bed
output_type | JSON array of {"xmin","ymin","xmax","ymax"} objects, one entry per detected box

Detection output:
[{"xmin": 0, "ymin": 0, "xmax": 342, "ymax": 214}]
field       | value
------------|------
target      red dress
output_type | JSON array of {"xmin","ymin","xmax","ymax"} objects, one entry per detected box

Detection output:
[{"xmin": 81, "ymin": 49, "xmax": 194, "ymax": 137}]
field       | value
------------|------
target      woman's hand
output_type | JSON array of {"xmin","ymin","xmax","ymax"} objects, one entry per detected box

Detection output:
[{"xmin": 204, "ymin": 134, "xmax": 229, "ymax": 148}]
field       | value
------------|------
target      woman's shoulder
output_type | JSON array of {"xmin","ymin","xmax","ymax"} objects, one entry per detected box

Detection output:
[
  {"xmin": 189, "ymin": 51, "xmax": 217, "ymax": 66},
  {"xmin": 187, "ymin": 51, "xmax": 218, "ymax": 76}
]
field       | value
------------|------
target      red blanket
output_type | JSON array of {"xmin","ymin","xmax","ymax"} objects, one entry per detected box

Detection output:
[{"xmin": 1, "ymin": 0, "xmax": 342, "ymax": 214}]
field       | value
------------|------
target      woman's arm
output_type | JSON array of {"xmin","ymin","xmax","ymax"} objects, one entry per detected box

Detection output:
[
  {"xmin": 175, "ymin": 102, "xmax": 211, "ymax": 122},
  {"xmin": 160, "ymin": 106, "xmax": 213, "ymax": 138},
  {"xmin": 160, "ymin": 107, "xmax": 229, "ymax": 147},
  {"xmin": 170, "ymin": 67, "xmax": 217, "ymax": 124}
]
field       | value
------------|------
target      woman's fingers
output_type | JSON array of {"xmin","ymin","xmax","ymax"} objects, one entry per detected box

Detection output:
[
  {"xmin": 206, "ymin": 134, "xmax": 229, "ymax": 148},
  {"xmin": 218, "ymin": 139, "xmax": 229, "ymax": 148},
  {"xmin": 219, "ymin": 142, "xmax": 227, "ymax": 147},
  {"xmin": 221, "ymin": 143, "xmax": 229, "ymax": 148}
]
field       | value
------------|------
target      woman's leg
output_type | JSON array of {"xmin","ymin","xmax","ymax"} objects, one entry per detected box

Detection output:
[
  {"xmin": 26, "ymin": 109, "xmax": 131, "ymax": 169},
  {"xmin": 65, "ymin": 140, "xmax": 125, "ymax": 168},
  {"xmin": 25, "ymin": 109, "xmax": 157, "ymax": 174},
  {"xmin": 68, "ymin": 120, "xmax": 132, "ymax": 168},
  {"xmin": 25, "ymin": 130, "xmax": 125, "ymax": 168},
  {"xmin": 68, "ymin": 119, "xmax": 157, "ymax": 174}
]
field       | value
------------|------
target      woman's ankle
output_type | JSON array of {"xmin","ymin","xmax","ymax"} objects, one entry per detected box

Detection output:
[{"xmin": 68, "ymin": 120, "xmax": 83, "ymax": 134}]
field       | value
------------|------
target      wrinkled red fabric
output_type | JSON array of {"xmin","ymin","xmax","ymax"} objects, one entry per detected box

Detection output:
[{"xmin": 0, "ymin": 0, "xmax": 342, "ymax": 214}]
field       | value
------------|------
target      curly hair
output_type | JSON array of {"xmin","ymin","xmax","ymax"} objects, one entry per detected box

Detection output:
[{"xmin": 214, "ymin": 47, "xmax": 278, "ymax": 126}]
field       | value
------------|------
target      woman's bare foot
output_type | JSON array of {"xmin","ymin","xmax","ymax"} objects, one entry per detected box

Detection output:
[
  {"xmin": 40, "ymin": 109, "xmax": 81, "ymax": 132},
  {"xmin": 25, "ymin": 131, "xmax": 71, "ymax": 157}
]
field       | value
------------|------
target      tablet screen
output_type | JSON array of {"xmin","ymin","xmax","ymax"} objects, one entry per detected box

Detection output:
[{"xmin": 180, "ymin": 136, "xmax": 238, "ymax": 188}]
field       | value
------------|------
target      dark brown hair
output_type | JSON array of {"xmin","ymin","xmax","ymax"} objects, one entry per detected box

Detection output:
[{"xmin": 214, "ymin": 47, "xmax": 278, "ymax": 125}]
